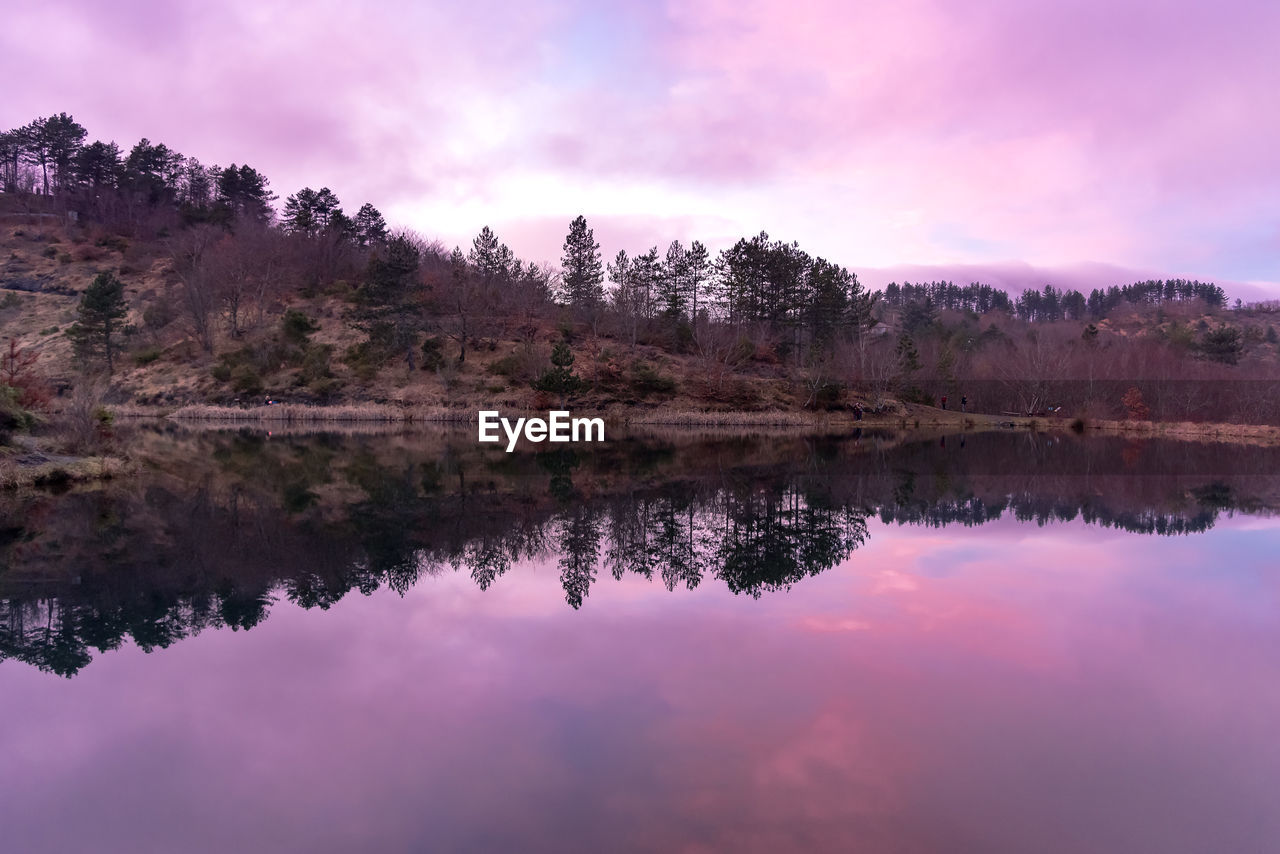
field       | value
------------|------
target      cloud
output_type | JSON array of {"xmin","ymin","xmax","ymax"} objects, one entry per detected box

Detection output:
[{"xmin": 1, "ymin": 0, "xmax": 1276, "ymax": 289}]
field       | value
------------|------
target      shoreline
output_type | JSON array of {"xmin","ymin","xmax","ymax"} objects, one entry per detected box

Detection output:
[{"xmin": 102, "ymin": 402, "xmax": 1280, "ymax": 446}]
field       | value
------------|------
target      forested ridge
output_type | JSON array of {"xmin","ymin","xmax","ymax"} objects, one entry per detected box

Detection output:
[{"xmin": 3, "ymin": 112, "xmax": 1279, "ymax": 426}]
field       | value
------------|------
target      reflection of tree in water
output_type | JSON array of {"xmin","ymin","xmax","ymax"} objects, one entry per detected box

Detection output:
[
  {"xmin": 3, "ymin": 430, "xmax": 1278, "ymax": 675},
  {"xmin": 717, "ymin": 487, "xmax": 868, "ymax": 597}
]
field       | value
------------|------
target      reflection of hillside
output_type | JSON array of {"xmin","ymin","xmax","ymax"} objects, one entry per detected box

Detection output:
[{"xmin": 2, "ymin": 429, "xmax": 1278, "ymax": 675}]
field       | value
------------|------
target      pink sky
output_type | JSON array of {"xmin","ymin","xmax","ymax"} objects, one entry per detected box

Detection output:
[{"xmin": 3, "ymin": 0, "xmax": 1278, "ymax": 295}]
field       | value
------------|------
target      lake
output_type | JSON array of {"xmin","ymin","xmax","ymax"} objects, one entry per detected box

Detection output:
[{"xmin": 1, "ymin": 426, "xmax": 1277, "ymax": 853}]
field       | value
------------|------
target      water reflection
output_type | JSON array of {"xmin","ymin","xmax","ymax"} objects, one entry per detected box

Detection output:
[{"xmin": 1, "ymin": 427, "xmax": 1278, "ymax": 676}]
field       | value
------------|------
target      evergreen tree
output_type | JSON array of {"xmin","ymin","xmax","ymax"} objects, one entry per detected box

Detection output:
[
  {"xmin": 607, "ymin": 250, "xmax": 639, "ymax": 341},
  {"xmin": 532, "ymin": 340, "xmax": 583, "ymax": 400},
  {"xmin": 23, "ymin": 113, "xmax": 87, "ymax": 195},
  {"xmin": 215, "ymin": 164, "xmax": 275, "ymax": 224},
  {"xmin": 282, "ymin": 187, "xmax": 342, "ymax": 236},
  {"xmin": 355, "ymin": 234, "xmax": 423, "ymax": 368},
  {"xmin": 469, "ymin": 225, "xmax": 511, "ymax": 281},
  {"xmin": 686, "ymin": 240, "xmax": 710, "ymax": 322},
  {"xmin": 353, "ymin": 203, "xmax": 388, "ymax": 247},
  {"xmin": 805, "ymin": 257, "xmax": 851, "ymax": 345},
  {"xmin": 68, "ymin": 272, "xmax": 129, "ymax": 374},
  {"xmin": 659, "ymin": 240, "xmax": 688, "ymax": 318},
  {"xmin": 1200, "ymin": 325, "xmax": 1243, "ymax": 365},
  {"xmin": 631, "ymin": 247, "xmax": 660, "ymax": 321},
  {"xmin": 895, "ymin": 333, "xmax": 921, "ymax": 375},
  {"xmin": 75, "ymin": 141, "xmax": 122, "ymax": 191},
  {"xmin": 560, "ymin": 215, "xmax": 603, "ymax": 312}
]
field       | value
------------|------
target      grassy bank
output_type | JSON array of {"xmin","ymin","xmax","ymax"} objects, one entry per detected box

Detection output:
[
  {"xmin": 0, "ymin": 455, "xmax": 134, "ymax": 489},
  {"xmin": 166, "ymin": 403, "xmax": 476, "ymax": 423},
  {"xmin": 100, "ymin": 400, "xmax": 1280, "ymax": 447}
]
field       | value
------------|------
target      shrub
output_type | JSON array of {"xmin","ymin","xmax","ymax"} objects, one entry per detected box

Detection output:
[
  {"xmin": 420, "ymin": 336, "xmax": 445, "ymax": 372},
  {"xmin": 134, "ymin": 347, "xmax": 162, "ymax": 366},
  {"xmin": 298, "ymin": 344, "xmax": 333, "ymax": 385},
  {"xmin": 281, "ymin": 309, "xmax": 320, "ymax": 343},
  {"xmin": 630, "ymin": 361, "xmax": 676, "ymax": 396},
  {"xmin": 41, "ymin": 245, "xmax": 58, "ymax": 259},
  {"xmin": 1122, "ymin": 387, "xmax": 1150, "ymax": 420},
  {"xmin": 230, "ymin": 364, "xmax": 264, "ymax": 395},
  {"xmin": 95, "ymin": 234, "xmax": 129, "ymax": 253},
  {"xmin": 58, "ymin": 252, "xmax": 73, "ymax": 264},
  {"xmin": 54, "ymin": 383, "xmax": 114, "ymax": 454},
  {"xmin": 343, "ymin": 340, "xmax": 389, "ymax": 381},
  {"xmin": 532, "ymin": 341, "xmax": 583, "ymax": 397},
  {"xmin": 143, "ymin": 296, "xmax": 178, "ymax": 331},
  {"xmin": 1199, "ymin": 325, "xmax": 1243, "ymax": 365}
]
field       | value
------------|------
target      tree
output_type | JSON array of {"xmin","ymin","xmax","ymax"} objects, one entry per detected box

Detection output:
[
  {"xmin": 282, "ymin": 187, "xmax": 342, "ymax": 236},
  {"xmin": 1200, "ymin": 325, "xmax": 1243, "ymax": 365},
  {"xmin": 630, "ymin": 247, "xmax": 660, "ymax": 323},
  {"xmin": 0, "ymin": 128, "xmax": 27, "ymax": 192},
  {"xmin": 659, "ymin": 239, "xmax": 688, "ymax": 318},
  {"xmin": 560, "ymin": 215, "xmax": 603, "ymax": 314},
  {"xmin": 805, "ymin": 257, "xmax": 851, "ymax": 347},
  {"xmin": 1122, "ymin": 387, "xmax": 1150, "ymax": 420},
  {"xmin": 68, "ymin": 272, "xmax": 129, "ymax": 373},
  {"xmin": 122, "ymin": 138, "xmax": 184, "ymax": 207},
  {"xmin": 686, "ymin": 240, "xmax": 710, "ymax": 324},
  {"xmin": 168, "ymin": 225, "xmax": 222, "ymax": 351},
  {"xmin": 607, "ymin": 250, "xmax": 641, "ymax": 347},
  {"xmin": 355, "ymin": 233, "xmax": 424, "ymax": 369},
  {"xmin": 469, "ymin": 226, "xmax": 507, "ymax": 280},
  {"xmin": 442, "ymin": 246, "xmax": 482, "ymax": 364},
  {"xmin": 75, "ymin": 141, "xmax": 122, "ymax": 191},
  {"xmin": 532, "ymin": 340, "xmax": 583, "ymax": 401},
  {"xmin": 215, "ymin": 164, "xmax": 275, "ymax": 224},
  {"xmin": 353, "ymin": 203, "xmax": 388, "ymax": 248},
  {"xmin": 23, "ymin": 113, "xmax": 87, "ymax": 195}
]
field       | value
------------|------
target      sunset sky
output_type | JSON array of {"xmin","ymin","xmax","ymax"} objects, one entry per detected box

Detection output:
[{"xmin": 4, "ymin": 0, "xmax": 1277, "ymax": 295}]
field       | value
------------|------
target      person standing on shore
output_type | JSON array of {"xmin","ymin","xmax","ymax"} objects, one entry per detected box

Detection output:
[
  {"xmin": 961, "ymin": 395, "xmax": 967, "ymax": 413},
  {"xmin": 941, "ymin": 395, "xmax": 948, "ymax": 410}
]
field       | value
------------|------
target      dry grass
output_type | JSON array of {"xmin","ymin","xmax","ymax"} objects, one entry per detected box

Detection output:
[
  {"xmin": 0, "ymin": 455, "xmax": 133, "ymax": 489},
  {"xmin": 1089, "ymin": 418, "xmax": 1280, "ymax": 446},
  {"xmin": 625, "ymin": 409, "xmax": 823, "ymax": 427},
  {"xmin": 167, "ymin": 403, "xmax": 477, "ymax": 423}
]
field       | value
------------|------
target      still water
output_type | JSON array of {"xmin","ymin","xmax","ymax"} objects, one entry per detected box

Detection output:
[{"xmin": 1, "ymin": 427, "xmax": 1277, "ymax": 852}]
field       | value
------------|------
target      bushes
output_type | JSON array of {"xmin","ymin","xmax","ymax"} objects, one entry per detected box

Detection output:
[
  {"xmin": 281, "ymin": 309, "xmax": 320, "ymax": 343},
  {"xmin": 94, "ymin": 234, "xmax": 129, "ymax": 254},
  {"xmin": 630, "ymin": 360, "xmax": 676, "ymax": 396},
  {"xmin": 211, "ymin": 327, "xmax": 339, "ymax": 398},
  {"xmin": 420, "ymin": 336, "xmax": 445, "ymax": 372},
  {"xmin": 230, "ymin": 364, "xmax": 264, "ymax": 395},
  {"xmin": 133, "ymin": 347, "xmax": 162, "ymax": 366},
  {"xmin": 531, "ymin": 341, "xmax": 583, "ymax": 396}
]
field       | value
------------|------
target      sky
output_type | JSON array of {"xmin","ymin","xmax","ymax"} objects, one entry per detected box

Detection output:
[{"xmin": 3, "ymin": 0, "xmax": 1278, "ymax": 296}]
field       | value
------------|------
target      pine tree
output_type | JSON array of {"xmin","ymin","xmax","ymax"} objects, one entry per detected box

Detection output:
[
  {"xmin": 686, "ymin": 240, "xmax": 710, "ymax": 323},
  {"xmin": 560, "ymin": 215, "xmax": 603, "ymax": 312},
  {"xmin": 68, "ymin": 272, "xmax": 129, "ymax": 374},
  {"xmin": 659, "ymin": 240, "xmax": 688, "ymax": 318},
  {"xmin": 353, "ymin": 203, "xmax": 388, "ymax": 247},
  {"xmin": 469, "ymin": 226, "xmax": 511, "ymax": 281},
  {"xmin": 608, "ymin": 250, "xmax": 642, "ymax": 346},
  {"xmin": 532, "ymin": 340, "xmax": 583, "ymax": 400}
]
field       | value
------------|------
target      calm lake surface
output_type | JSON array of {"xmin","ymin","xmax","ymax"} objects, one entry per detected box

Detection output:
[{"xmin": 2, "ymin": 427, "xmax": 1278, "ymax": 853}]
